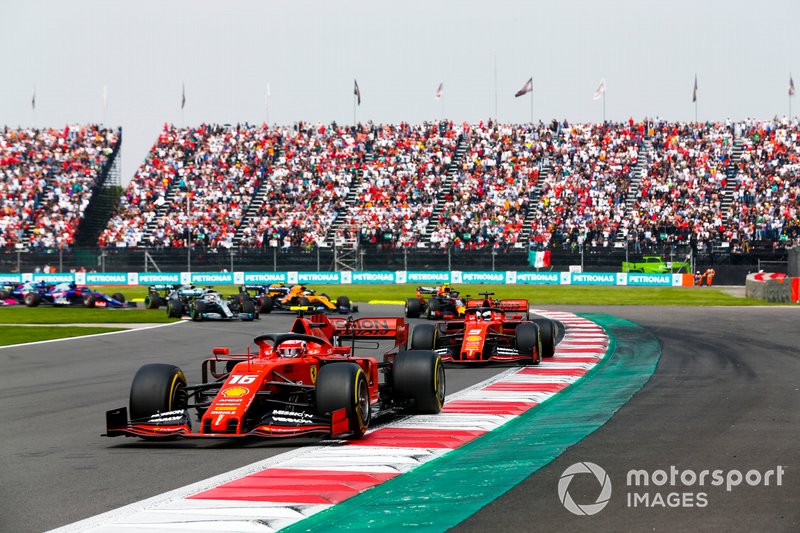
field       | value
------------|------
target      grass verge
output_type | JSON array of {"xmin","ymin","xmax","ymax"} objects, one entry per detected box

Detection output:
[
  {"xmin": 86, "ymin": 283, "xmax": 772, "ymax": 306},
  {"xmin": 0, "ymin": 307, "xmax": 179, "ymax": 324},
  {"xmin": 0, "ymin": 325, "xmax": 125, "ymax": 346}
]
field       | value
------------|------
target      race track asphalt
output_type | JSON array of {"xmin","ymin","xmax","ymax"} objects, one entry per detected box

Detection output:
[
  {"xmin": 0, "ymin": 306, "xmax": 507, "ymax": 533},
  {"xmin": 456, "ymin": 305, "xmax": 800, "ymax": 532},
  {"xmin": 1, "ymin": 305, "xmax": 798, "ymax": 532}
]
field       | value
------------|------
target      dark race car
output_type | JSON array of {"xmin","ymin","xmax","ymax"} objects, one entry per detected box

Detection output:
[
  {"xmin": 143, "ymin": 284, "xmax": 182, "ymax": 309},
  {"xmin": 166, "ymin": 288, "xmax": 258, "ymax": 321},
  {"xmin": 104, "ymin": 312, "xmax": 445, "ymax": 440},
  {"xmin": 247, "ymin": 283, "xmax": 358, "ymax": 314},
  {"xmin": 0, "ymin": 281, "xmax": 51, "ymax": 306},
  {"xmin": 404, "ymin": 283, "xmax": 466, "ymax": 320},
  {"xmin": 7, "ymin": 281, "xmax": 128, "ymax": 308},
  {"xmin": 408, "ymin": 292, "xmax": 557, "ymax": 364}
]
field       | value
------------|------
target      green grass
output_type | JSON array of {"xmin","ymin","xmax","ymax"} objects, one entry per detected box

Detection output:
[
  {"xmin": 0, "ymin": 306, "xmax": 179, "ymax": 324},
  {"xmin": 306, "ymin": 284, "xmax": 771, "ymax": 306},
  {"xmin": 0, "ymin": 325, "xmax": 125, "ymax": 346},
  {"xmin": 91, "ymin": 283, "xmax": 770, "ymax": 307}
]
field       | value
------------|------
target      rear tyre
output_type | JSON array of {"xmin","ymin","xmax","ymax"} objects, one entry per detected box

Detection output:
[
  {"xmin": 316, "ymin": 362, "xmax": 370, "ymax": 438},
  {"xmin": 392, "ymin": 350, "xmax": 445, "ymax": 414},
  {"xmin": 405, "ymin": 298, "xmax": 421, "ymax": 318},
  {"xmin": 24, "ymin": 293, "xmax": 41, "ymax": 307},
  {"xmin": 192, "ymin": 300, "xmax": 206, "ymax": 321},
  {"xmin": 112, "ymin": 292, "xmax": 126, "ymax": 304},
  {"xmin": 0, "ymin": 290, "xmax": 10, "ymax": 299},
  {"xmin": 426, "ymin": 298, "xmax": 441, "ymax": 319},
  {"xmin": 410, "ymin": 323, "xmax": 437, "ymax": 350},
  {"xmin": 241, "ymin": 299, "xmax": 256, "ymax": 321},
  {"xmin": 259, "ymin": 295, "xmax": 273, "ymax": 313},
  {"xmin": 515, "ymin": 322, "xmax": 541, "ymax": 365},
  {"xmin": 144, "ymin": 294, "xmax": 162, "ymax": 309},
  {"xmin": 533, "ymin": 318, "xmax": 556, "ymax": 358},
  {"xmin": 166, "ymin": 298, "xmax": 183, "ymax": 318},
  {"xmin": 129, "ymin": 363, "xmax": 187, "ymax": 421},
  {"xmin": 336, "ymin": 295, "xmax": 350, "ymax": 311},
  {"xmin": 83, "ymin": 294, "xmax": 96, "ymax": 308}
]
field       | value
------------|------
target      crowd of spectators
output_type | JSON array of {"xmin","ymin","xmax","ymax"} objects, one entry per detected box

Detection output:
[
  {"xmin": 237, "ymin": 122, "xmax": 369, "ymax": 249},
  {"xmin": 7, "ymin": 119, "xmax": 800, "ymax": 255},
  {"xmin": 528, "ymin": 120, "xmax": 643, "ymax": 250},
  {"xmin": 336, "ymin": 121, "xmax": 461, "ymax": 248},
  {"xmin": 428, "ymin": 121, "xmax": 550, "ymax": 250},
  {"xmin": 727, "ymin": 118, "xmax": 800, "ymax": 249},
  {"xmin": 1, "ymin": 125, "xmax": 118, "ymax": 249}
]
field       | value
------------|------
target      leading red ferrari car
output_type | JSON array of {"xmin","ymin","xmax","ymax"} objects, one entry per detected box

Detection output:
[
  {"xmin": 105, "ymin": 312, "xmax": 445, "ymax": 440},
  {"xmin": 408, "ymin": 292, "xmax": 557, "ymax": 365}
]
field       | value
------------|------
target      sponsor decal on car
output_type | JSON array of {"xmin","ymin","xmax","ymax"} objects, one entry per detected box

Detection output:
[
  {"xmin": 222, "ymin": 387, "xmax": 249, "ymax": 398},
  {"xmin": 310, "ymin": 366, "xmax": 317, "ymax": 384},
  {"xmin": 466, "ymin": 335, "xmax": 482, "ymax": 342}
]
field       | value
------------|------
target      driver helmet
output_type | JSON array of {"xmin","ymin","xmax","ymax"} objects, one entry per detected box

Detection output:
[
  {"xmin": 278, "ymin": 340, "xmax": 307, "ymax": 358},
  {"xmin": 481, "ymin": 310, "xmax": 492, "ymax": 320}
]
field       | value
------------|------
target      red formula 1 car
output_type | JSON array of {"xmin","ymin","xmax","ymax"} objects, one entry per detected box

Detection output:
[
  {"xmin": 105, "ymin": 312, "xmax": 445, "ymax": 440},
  {"xmin": 407, "ymin": 292, "xmax": 557, "ymax": 365}
]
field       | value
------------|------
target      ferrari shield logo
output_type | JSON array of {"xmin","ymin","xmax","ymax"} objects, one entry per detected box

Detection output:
[{"xmin": 310, "ymin": 366, "xmax": 318, "ymax": 384}]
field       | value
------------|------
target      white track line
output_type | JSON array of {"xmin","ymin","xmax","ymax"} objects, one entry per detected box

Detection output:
[{"xmin": 0, "ymin": 321, "xmax": 185, "ymax": 351}]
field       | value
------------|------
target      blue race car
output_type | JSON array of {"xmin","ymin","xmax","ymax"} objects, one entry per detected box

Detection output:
[
  {"xmin": 32, "ymin": 282, "xmax": 127, "ymax": 308},
  {"xmin": 0, "ymin": 281, "xmax": 51, "ymax": 306}
]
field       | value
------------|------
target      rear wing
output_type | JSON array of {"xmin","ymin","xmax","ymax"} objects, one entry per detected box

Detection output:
[
  {"xmin": 329, "ymin": 317, "xmax": 409, "ymax": 346},
  {"xmin": 467, "ymin": 298, "xmax": 529, "ymax": 318}
]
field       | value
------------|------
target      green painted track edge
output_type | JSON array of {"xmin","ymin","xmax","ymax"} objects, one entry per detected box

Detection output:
[{"xmin": 281, "ymin": 312, "xmax": 661, "ymax": 532}]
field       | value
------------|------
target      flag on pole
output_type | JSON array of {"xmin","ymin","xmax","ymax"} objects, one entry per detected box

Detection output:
[
  {"xmin": 529, "ymin": 250, "xmax": 551, "ymax": 268},
  {"xmin": 435, "ymin": 82, "xmax": 444, "ymax": 99},
  {"xmin": 181, "ymin": 83, "xmax": 186, "ymax": 110},
  {"xmin": 515, "ymin": 77, "xmax": 533, "ymax": 97},
  {"xmin": 789, "ymin": 75, "xmax": 796, "ymax": 97},
  {"xmin": 353, "ymin": 79, "xmax": 361, "ymax": 105},
  {"xmin": 267, "ymin": 82, "xmax": 271, "ymax": 98},
  {"xmin": 31, "ymin": 84, "xmax": 36, "ymax": 110},
  {"xmin": 102, "ymin": 84, "xmax": 108, "ymax": 111},
  {"xmin": 593, "ymin": 79, "xmax": 606, "ymax": 100},
  {"xmin": 692, "ymin": 75, "xmax": 698, "ymax": 103}
]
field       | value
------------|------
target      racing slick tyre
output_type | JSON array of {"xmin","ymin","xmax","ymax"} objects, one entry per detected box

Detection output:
[
  {"xmin": 515, "ymin": 322, "xmax": 542, "ymax": 365},
  {"xmin": 24, "ymin": 293, "xmax": 41, "ymax": 307},
  {"xmin": 144, "ymin": 294, "xmax": 162, "ymax": 309},
  {"xmin": 112, "ymin": 292, "xmax": 126, "ymax": 304},
  {"xmin": 426, "ymin": 298, "xmax": 441, "ymax": 319},
  {"xmin": 241, "ymin": 298, "xmax": 257, "ymax": 321},
  {"xmin": 316, "ymin": 362, "xmax": 370, "ymax": 438},
  {"xmin": 410, "ymin": 323, "xmax": 437, "ymax": 350},
  {"xmin": 404, "ymin": 298, "xmax": 421, "ymax": 318},
  {"xmin": 191, "ymin": 300, "xmax": 206, "ymax": 321},
  {"xmin": 392, "ymin": 350, "xmax": 445, "ymax": 414},
  {"xmin": 129, "ymin": 363, "xmax": 188, "ymax": 421},
  {"xmin": 336, "ymin": 295, "xmax": 350, "ymax": 311},
  {"xmin": 259, "ymin": 296, "xmax": 273, "ymax": 313},
  {"xmin": 166, "ymin": 298, "xmax": 183, "ymax": 318},
  {"xmin": 83, "ymin": 294, "xmax": 96, "ymax": 308},
  {"xmin": 532, "ymin": 318, "xmax": 556, "ymax": 358},
  {"xmin": 297, "ymin": 297, "xmax": 311, "ymax": 307}
]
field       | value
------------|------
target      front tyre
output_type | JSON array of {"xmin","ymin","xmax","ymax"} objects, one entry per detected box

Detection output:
[
  {"xmin": 24, "ymin": 293, "xmax": 41, "ymax": 307},
  {"xmin": 392, "ymin": 350, "xmax": 445, "ymax": 414},
  {"xmin": 129, "ymin": 363, "xmax": 187, "ymax": 420},
  {"xmin": 316, "ymin": 363, "xmax": 370, "ymax": 438},
  {"xmin": 191, "ymin": 300, "xmax": 206, "ymax": 321},
  {"xmin": 83, "ymin": 294, "xmax": 96, "ymax": 308}
]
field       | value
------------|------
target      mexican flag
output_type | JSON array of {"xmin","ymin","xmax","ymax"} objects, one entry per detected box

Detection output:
[{"xmin": 528, "ymin": 250, "xmax": 551, "ymax": 268}]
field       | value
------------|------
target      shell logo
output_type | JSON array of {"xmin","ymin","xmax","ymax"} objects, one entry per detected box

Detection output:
[
  {"xmin": 466, "ymin": 335, "xmax": 482, "ymax": 342},
  {"xmin": 222, "ymin": 386, "xmax": 249, "ymax": 398}
]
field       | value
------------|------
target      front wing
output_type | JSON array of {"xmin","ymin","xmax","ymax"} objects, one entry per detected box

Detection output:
[{"xmin": 104, "ymin": 407, "xmax": 349, "ymax": 439}]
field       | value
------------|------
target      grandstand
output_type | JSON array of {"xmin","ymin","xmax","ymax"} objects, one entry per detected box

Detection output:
[{"xmin": 3, "ymin": 119, "xmax": 799, "ymax": 272}]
